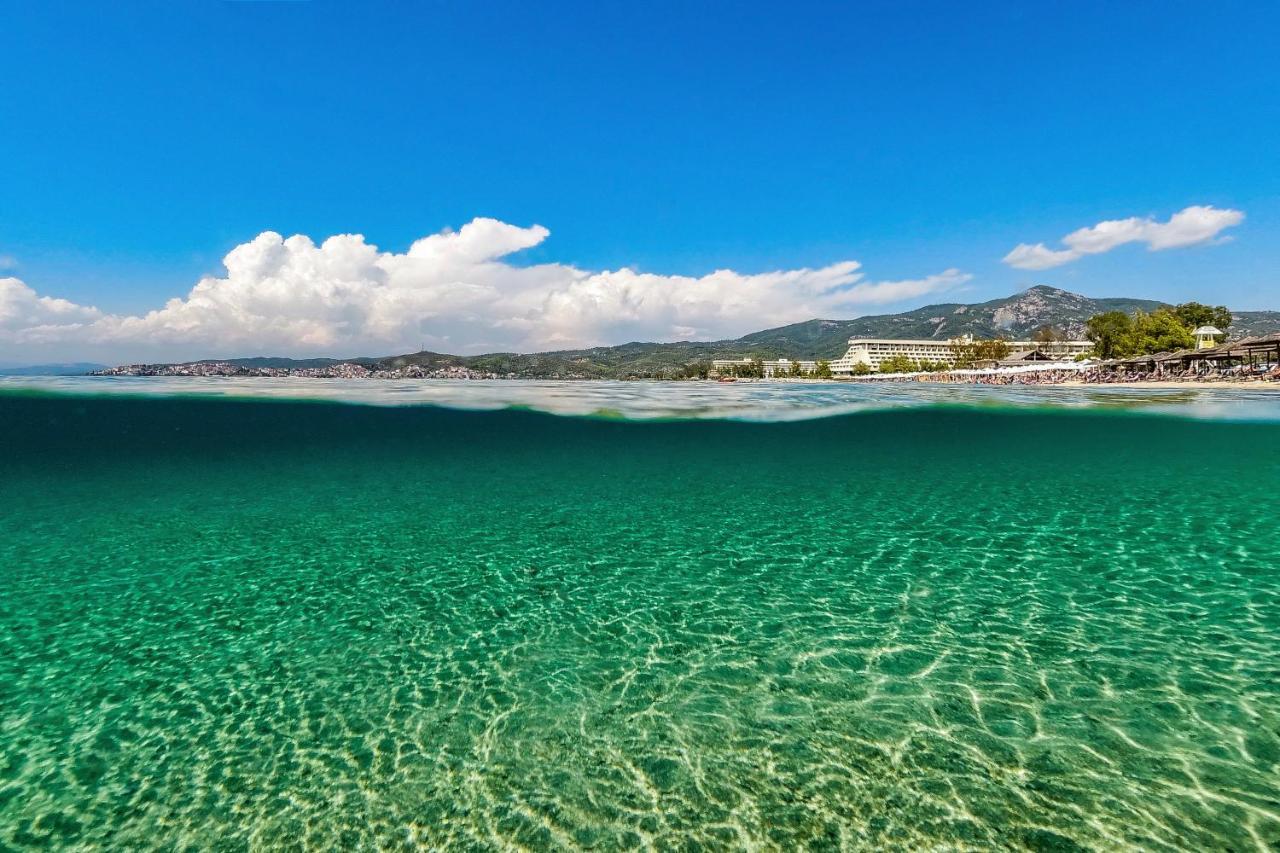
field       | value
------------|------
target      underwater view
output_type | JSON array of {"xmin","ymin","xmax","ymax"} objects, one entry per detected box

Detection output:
[{"xmin": 2, "ymin": 382, "xmax": 1279, "ymax": 850}]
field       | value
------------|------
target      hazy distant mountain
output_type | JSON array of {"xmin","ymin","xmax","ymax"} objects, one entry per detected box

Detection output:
[
  {"xmin": 0, "ymin": 362, "xmax": 106, "ymax": 376},
  {"xmin": 196, "ymin": 356, "xmax": 359, "ymax": 370},
  {"xmin": 111, "ymin": 286, "xmax": 1279, "ymax": 380},
  {"xmin": 1232, "ymin": 311, "xmax": 1280, "ymax": 337}
]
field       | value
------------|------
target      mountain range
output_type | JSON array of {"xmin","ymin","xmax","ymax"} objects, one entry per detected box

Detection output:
[
  {"xmin": 107, "ymin": 286, "xmax": 1280, "ymax": 379},
  {"xmin": 0, "ymin": 362, "xmax": 108, "ymax": 376}
]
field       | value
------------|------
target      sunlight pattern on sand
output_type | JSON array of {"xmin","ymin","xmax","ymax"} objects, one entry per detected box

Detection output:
[{"xmin": 1, "ymin": 394, "xmax": 1278, "ymax": 849}]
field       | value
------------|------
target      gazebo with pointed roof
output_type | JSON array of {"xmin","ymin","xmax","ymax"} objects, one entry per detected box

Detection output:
[{"xmin": 1193, "ymin": 326, "xmax": 1224, "ymax": 350}]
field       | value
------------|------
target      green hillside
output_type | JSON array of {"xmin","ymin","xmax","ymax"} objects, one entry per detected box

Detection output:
[{"xmin": 736, "ymin": 286, "xmax": 1167, "ymax": 358}]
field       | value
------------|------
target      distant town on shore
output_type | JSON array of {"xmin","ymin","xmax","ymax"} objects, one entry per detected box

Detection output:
[{"xmin": 92, "ymin": 286, "xmax": 1280, "ymax": 382}]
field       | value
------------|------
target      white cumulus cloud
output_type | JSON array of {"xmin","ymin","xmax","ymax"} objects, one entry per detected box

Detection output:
[
  {"xmin": 0, "ymin": 277, "xmax": 103, "ymax": 341},
  {"xmin": 1003, "ymin": 205, "xmax": 1244, "ymax": 270},
  {"xmin": 0, "ymin": 218, "xmax": 970, "ymax": 360}
]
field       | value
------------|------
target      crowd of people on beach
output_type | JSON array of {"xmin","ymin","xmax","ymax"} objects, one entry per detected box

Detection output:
[
  {"xmin": 1079, "ymin": 364, "xmax": 1280, "ymax": 384},
  {"xmin": 860, "ymin": 368, "xmax": 1084, "ymax": 385},
  {"xmin": 854, "ymin": 363, "xmax": 1280, "ymax": 386}
]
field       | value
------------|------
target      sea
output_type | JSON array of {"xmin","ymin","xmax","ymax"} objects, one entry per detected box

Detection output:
[{"xmin": 1, "ymin": 378, "xmax": 1278, "ymax": 850}]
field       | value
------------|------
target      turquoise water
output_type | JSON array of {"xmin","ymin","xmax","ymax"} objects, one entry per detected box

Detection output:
[{"xmin": 2, "ymin": 388, "xmax": 1279, "ymax": 850}]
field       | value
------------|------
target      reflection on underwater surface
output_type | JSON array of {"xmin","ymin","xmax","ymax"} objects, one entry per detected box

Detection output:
[{"xmin": 1, "ymin": 392, "xmax": 1279, "ymax": 850}]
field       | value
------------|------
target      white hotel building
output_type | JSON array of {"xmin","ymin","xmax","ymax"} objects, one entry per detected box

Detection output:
[
  {"xmin": 830, "ymin": 336, "xmax": 1092, "ymax": 374},
  {"xmin": 710, "ymin": 358, "xmax": 819, "ymax": 378}
]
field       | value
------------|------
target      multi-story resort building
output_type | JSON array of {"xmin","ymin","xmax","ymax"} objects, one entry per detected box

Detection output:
[
  {"xmin": 829, "ymin": 336, "xmax": 1092, "ymax": 374},
  {"xmin": 708, "ymin": 336, "xmax": 1093, "ymax": 378},
  {"xmin": 710, "ymin": 358, "xmax": 819, "ymax": 378}
]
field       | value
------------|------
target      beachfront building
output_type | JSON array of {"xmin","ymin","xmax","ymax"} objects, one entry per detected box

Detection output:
[
  {"xmin": 829, "ymin": 335, "xmax": 1092, "ymax": 374},
  {"xmin": 710, "ymin": 358, "xmax": 819, "ymax": 378},
  {"xmin": 830, "ymin": 339, "xmax": 959, "ymax": 373}
]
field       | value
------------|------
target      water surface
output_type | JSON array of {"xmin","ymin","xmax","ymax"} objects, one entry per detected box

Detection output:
[{"xmin": 5, "ymin": 375, "xmax": 1280, "ymax": 421}]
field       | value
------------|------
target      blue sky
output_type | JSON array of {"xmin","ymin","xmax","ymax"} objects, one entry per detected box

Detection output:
[{"xmin": 1, "ymin": 1, "xmax": 1277, "ymax": 360}]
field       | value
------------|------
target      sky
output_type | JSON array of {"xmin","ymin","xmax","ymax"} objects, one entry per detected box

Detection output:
[{"xmin": 1, "ymin": 0, "xmax": 1277, "ymax": 363}]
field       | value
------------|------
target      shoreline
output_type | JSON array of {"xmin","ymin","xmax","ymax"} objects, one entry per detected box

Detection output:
[
  {"xmin": 10, "ymin": 371, "xmax": 1280, "ymax": 389},
  {"xmin": 830, "ymin": 377, "xmax": 1280, "ymax": 389},
  {"xmin": 30, "ymin": 372, "xmax": 1280, "ymax": 389},
  {"xmin": 714, "ymin": 376, "xmax": 1280, "ymax": 389}
]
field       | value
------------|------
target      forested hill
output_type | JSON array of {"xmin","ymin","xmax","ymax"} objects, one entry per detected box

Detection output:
[
  {"xmin": 1232, "ymin": 310, "xmax": 1280, "ymax": 337},
  {"xmin": 737, "ymin": 286, "xmax": 1166, "ymax": 355}
]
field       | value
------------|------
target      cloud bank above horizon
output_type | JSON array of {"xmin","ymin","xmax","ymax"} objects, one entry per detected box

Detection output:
[
  {"xmin": 1003, "ymin": 205, "xmax": 1244, "ymax": 270},
  {"xmin": 0, "ymin": 218, "xmax": 970, "ymax": 360}
]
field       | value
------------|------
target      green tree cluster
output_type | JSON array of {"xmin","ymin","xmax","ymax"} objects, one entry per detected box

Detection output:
[
  {"xmin": 879, "ymin": 354, "xmax": 921, "ymax": 374},
  {"xmin": 1085, "ymin": 302, "xmax": 1229, "ymax": 359},
  {"xmin": 815, "ymin": 360, "xmax": 833, "ymax": 379},
  {"xmin": 947, "ymin": 338, "xmax": 1011, "ymax": 368},
  {"xmin": 1173, "ymin": 302, "xmax": 1233, "ymax": 332},
  {"xmin": 876, "ymin": 355, "xmax": 956, "ymax": 374},
  {"xmin": 713, "ymin": 359, "xmax": 763, "ymax": 378}
]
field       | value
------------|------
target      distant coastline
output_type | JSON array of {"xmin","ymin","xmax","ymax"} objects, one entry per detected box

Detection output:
[
  {"xmin": 82, "ymin": 286, "xmax": 1280, "ymax": 383},
  {"xmin": 86, "ymin": 361, "xmax": 1280, "ymax": 388},
  {"xmin": 93, "ymin": 362, "xmax": 506, "ymax": 380}
]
